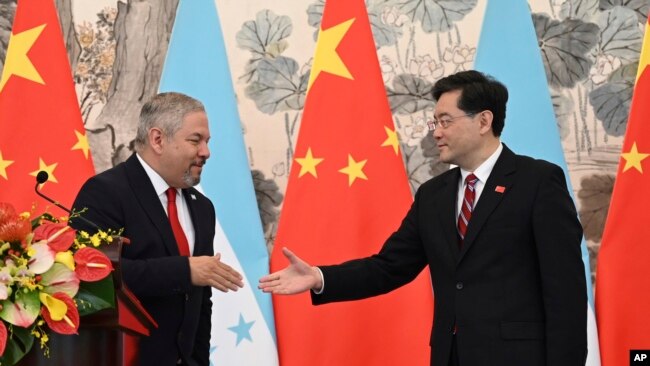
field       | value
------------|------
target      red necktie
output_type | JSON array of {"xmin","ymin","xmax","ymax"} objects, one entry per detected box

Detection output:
[
  {"xmin": 457, "ymin": 173, "xmax": 478, "ymax": 246},
  {"xmin": 166, "ymin": 188, "xmax": 190, "ymax": 256}
]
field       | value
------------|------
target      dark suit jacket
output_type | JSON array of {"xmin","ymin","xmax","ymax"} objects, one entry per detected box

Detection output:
[
  {"xmin": 313, "ymin": 145, "xmax": 587, "ymax": 366},
  {"xmin": 71, "ymin": 154, "xmax": 215, "ymax": 366}
]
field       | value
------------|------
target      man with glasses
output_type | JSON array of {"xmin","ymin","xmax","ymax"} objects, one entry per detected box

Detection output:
[{"xmin": 259, "ymin": 70, "xmax": 587, "ymax": 366}]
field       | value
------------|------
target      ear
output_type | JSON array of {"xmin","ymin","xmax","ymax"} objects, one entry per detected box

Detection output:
[
  {"xmin": 478, "ymin": 110, "xmax": 494, "ymax": 135},
  {"xmin": 148, "ymin": 127, "xmax": 165, "ymax": 154}
]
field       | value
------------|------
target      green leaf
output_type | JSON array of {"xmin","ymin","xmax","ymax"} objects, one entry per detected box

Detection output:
[
  {"xmin": 0, "ymin": 325, "xmax": 35, "ymax": 365},
  {"xmin": 75, "ymin": 276, "xmax": 115, "ymax": 317}
]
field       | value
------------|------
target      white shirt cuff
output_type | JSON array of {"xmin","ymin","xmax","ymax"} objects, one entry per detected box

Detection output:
[{"xmin": 312, "ymin": 267, "xmax": 325, "ymax": 295}]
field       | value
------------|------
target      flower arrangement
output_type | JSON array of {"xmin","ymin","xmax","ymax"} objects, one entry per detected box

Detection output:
[{"xmin": 0, "ymin": 202, "xmax": 118, "ymax": 365}]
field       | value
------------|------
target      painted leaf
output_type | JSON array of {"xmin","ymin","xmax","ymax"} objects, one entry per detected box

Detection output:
[
  {"xmin": 236, "ymin": 9, "xmax": 292, "ymax": 56},
  {"xmin": 0, "ymin": 290, "xmax": 39, "ymax": 327},
  {"xmin": 41, "ymin": 292, "xmax": 79, "ymax": 335},
  {"xmin": 386, "ymin": 74, "xmax": 434, "ymax": 114},
  {"xmin": 32, "ymin": 222, "xmax": 76, "ymax": 251},
  {"xmin": 74, "ymin": 247, "xmax": 113, "ymax": 282},
  {"xmin": 252, "ymin": 170, "xmax": 283, "ymax": 239},
  {"xmin": 533, "ymin": 13, "xmax": 599, "ymax": 88},
  {"xmin": 596, "ymin": 6, "xmax": 642, "ymax": 61},
  {"xmin": 397, "ymin": 0, "xmax": 477, "ymax": 33},
  {"xmin": 245, "ymin": 56, "xmax": 307, "ymax": 114},
  {"xmin": 236, "ymin": 9, "xmax": 292, "ymax": 82},
  {"xmin": 367, "ymin": 5, "xmax": 403, "ymax": 48},
  {"xmin": 560, "ymin": 0, "xmax": 599, "ymax": 21},
  {"xmin": 589, "ymin": 62, "xmax": 635, "ymax": 136},
  {"xmin": 600, "ymin": 0, "xmax": 649, "ymax": 23},
  {"xmin": 41, "ymin": 263, "xmax": 80, "ymax": 298},
  {"xmin": 578, "ymin": 174, "xmax": 614, "ymax": 241}
]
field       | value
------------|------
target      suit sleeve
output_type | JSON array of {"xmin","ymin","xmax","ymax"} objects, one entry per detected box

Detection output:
[
  {"xmin": 313, "ymin": 189, "xmax": 428, "ymax": 304},
  {"xmin": 71, "ymin": 176, "xmax": 193, "ymax": 298},
  {"xmin": 191, "ymin": 200, "xmax": 215, "ymax": 365},
  {"xmin": 531, "ymin": 165, "xmax": 587, "ymax": 365}
]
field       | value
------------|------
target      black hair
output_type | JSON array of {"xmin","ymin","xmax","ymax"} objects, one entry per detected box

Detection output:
[{"xmin": 432, "ymin": 70, "xmax": 508, "ymax": 136}]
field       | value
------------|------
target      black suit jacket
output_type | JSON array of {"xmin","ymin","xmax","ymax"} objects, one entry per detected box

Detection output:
[
  {"xmin": 71, "ymin": 154, "xmax": 215, "ymax": 366},
  {"xmin": 313, "ymin": 145, "xmax": 587, "ymax": 366}
]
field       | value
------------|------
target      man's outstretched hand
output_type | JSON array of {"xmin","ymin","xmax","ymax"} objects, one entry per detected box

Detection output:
[{"xmin": 258, "ymin": 247, "xmax": 322, "ymax": 295}]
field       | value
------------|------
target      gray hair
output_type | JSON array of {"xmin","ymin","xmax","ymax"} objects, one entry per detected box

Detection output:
[{"xmin": 134, "ymin": 92, "xmax": 205, "ymax": 151}]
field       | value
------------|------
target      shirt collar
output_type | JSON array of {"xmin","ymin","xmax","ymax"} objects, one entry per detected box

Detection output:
[
  {"xmin": 459, "ymin": 142, "xmax": 503, "ymax": 184},
  {"xmin": 136, "ymin": 153, "xmax": 175, "ymax": 197}
]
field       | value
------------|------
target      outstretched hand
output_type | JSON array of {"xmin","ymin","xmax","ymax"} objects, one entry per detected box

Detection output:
[
  {"xmin": 258, "ymin": 247, "xmax": 322, "ymax": 295},
  {"xmin": 189, "ymin": 253, "xmax": 244, "ymax": 292}
]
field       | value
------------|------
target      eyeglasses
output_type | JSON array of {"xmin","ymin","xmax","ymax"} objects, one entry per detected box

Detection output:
[{"xmin": 426, "ymin": 113, "xmax": 476, "ymax": 131}]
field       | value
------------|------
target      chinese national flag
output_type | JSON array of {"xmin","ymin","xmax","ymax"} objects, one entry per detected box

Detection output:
[
  {"xmin": 0, "ymin": 0, "xmax": 94, "ymax": 215},
  {"xmin": 595, "ymin": 14, "xmax": 650, "ymax": 366},
  {"xmin": 271, "ymin": 0, "xmax": 433, "ymax": 365}
]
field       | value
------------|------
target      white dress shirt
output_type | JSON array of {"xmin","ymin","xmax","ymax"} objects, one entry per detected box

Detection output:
[
  {"xmin": 456, "ymin": 143, "xmax": 503, "ymax": 217},
  {"xmin": 137, "ymin": 153, "xmax": 195, "ymax": 254}
]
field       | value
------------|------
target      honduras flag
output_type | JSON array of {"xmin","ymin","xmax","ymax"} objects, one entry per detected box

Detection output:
[
  {"xmin": 474, "ymin": 1, "xmax": 600, "ymax": 365},
  {"xmin": 159, "ymin": 1, "xmax": 278, "ymax": 364}
]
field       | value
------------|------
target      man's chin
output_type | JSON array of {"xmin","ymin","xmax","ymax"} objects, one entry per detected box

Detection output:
[{"xmin": 182, "ymin": 173, "xmax": 201, "ymax": 187}]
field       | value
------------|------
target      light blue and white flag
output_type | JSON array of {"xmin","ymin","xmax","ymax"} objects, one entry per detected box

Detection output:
[
  {"xmin": 474, "ymin": 1, "xmax": 600, "ymax": 365},
  {"xmin": 159, "ymin": 0, "xmax": 278, "ymax": 365}
]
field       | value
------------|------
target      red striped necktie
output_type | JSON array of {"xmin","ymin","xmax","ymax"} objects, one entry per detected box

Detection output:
[{"xmin": 457, "ymin": 173, "xmax": 478, "ymax": 247}]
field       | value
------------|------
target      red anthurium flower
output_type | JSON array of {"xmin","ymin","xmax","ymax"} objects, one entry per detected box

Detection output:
[
  {"xmin": 40, "ymin": 292, "xmax": 79, "ymax": 335},
  {"xmin": 0, "ymin": 219, "xmax": 31, "ymax": 243},
  {"xmin": 0, "ymin": 320, "xmax": 6, "ymax": 356},
  {"xmin": 33, "ymin": 223, "xmax": 76, "ymax": 252},
  {"xmin": 0, "ymin": 203, "xmax": 17, "ymax": 226},
  {"xmin": 74, "ymin": 247, "xmax": 113, "ymax": 281}
]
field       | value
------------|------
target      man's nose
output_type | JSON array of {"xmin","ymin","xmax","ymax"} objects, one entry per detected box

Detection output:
[{"xmin": 199, "ymin": 142, "xmax": 210, "ymax": 159}]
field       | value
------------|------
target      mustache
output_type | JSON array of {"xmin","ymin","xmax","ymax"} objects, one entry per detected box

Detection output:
[{"xmin": 192, "ymin": 158, "xmax": 207, "ymax": 167}]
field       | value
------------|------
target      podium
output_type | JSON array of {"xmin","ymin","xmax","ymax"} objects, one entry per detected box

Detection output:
[{"xmin": 18, "ymin": 237, "xmax": 157, "ymax": 366}]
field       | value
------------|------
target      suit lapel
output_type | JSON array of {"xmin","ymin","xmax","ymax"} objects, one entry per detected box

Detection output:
[
  {"xmin": 437, "ymin": 168, "xmax": 462, "ymax": 261},
  {"xmin": 124, "ymin": 154, "xmax": 181, "ymax": 256},
  {"xmin": 459, "ymin": 146, "xmax": 517, "ymax": 262}
]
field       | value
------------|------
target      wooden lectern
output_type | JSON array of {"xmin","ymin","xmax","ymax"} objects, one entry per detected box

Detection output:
[{"xmin": 18, "ymin": 237, "xmax": 157, "ymax": 366}]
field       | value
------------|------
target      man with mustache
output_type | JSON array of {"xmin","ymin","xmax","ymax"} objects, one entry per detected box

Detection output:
[{"xmin": 72, "ymin": 92, "xmax": 243, "ymax": 366}]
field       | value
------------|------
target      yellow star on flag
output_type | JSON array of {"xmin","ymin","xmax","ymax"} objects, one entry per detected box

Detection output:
[
  {"xmin": 622, "ymin": 142, "xmax": 649, "ymax": 173},
  {"xmin": 30, "ymin": 158, "xmax": 58, "ymax": 184},
  {"xmin": 0, "ymin": 150, "xmax": 14, "ymax": 180},
  {"xmin": 381, "ymin": 126, "xmax": 400, "ymax": 155},
  {"xmin": 0, "ymin": 24, "xmax": 47, "ymax": 92},
  {"xmin": 339, "ymin": 154, "xmax": 368, "ymax": 186},
  {"xmin": 295, "ymin": 147, "xmax": 324, "ymax": 178},
  {"xmin": 72, "ymin": 130, "xmax": 91, "ymax": 159},
  {"xmin": 307, "ymin": 18, "xmax": 355, "ymax": 91}
]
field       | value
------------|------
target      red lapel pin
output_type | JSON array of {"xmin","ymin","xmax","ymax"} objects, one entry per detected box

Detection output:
[{"xmin": 495, "ymin": 185, "xmax": 506, "ymax": 193}]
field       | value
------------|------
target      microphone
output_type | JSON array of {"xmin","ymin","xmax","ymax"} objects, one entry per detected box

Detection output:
[{"xmin": 34, "ymin": 171, "xmax": 101, "ymax": 230}]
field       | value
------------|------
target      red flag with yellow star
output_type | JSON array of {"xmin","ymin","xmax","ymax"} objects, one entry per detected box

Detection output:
[
  {"xmin": 0, "ymin": 0, "xmax": 94, "ymax": 215},
  {"xmin": 271, "ymin": 0, "xmax": 432, "ymax": 364},
  {"xmin": 596, "ymin": 13, "xmax": 650, "ymax": 366}
]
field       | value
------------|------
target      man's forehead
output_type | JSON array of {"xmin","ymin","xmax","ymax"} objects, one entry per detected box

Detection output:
[{"xmin": 434, "ymin": 91, "xmax": 462, "ymax": 114}]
